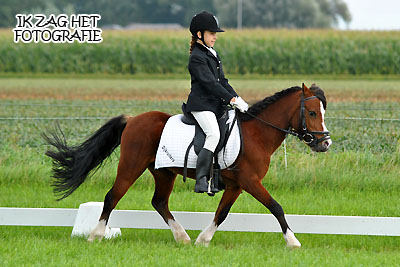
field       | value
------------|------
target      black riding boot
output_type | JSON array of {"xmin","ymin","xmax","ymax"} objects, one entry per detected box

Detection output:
[{"xmin": 194, "ymin": 148, "xmax": 213, "ymax": 193}]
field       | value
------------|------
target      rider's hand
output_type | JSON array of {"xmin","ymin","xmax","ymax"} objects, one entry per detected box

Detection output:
[{"xmin": 230, "ymin": 96, "xmax": 249, "ymax": 113}]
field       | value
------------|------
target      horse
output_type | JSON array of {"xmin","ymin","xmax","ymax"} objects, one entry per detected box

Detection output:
[{"xmin": 44, "ymin": 83, "xmax": 331, "ymax": 248}]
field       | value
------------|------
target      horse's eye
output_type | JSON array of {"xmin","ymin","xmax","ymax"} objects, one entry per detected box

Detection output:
[{"xmin": 309, "ymin": 111, "xmax": 316, "ymax": 118}]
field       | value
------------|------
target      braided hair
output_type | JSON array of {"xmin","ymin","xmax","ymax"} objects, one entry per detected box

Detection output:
[{"xmin": 189, "ymin": 35, "xmax": 196, "ymax": 54}]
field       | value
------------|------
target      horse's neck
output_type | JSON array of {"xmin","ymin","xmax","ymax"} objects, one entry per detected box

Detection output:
[{"xmin": 251, "ymin": 94, "xmax": 299, "ymax": 154}]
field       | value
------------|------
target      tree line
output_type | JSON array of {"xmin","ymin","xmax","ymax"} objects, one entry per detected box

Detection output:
[{"xmin": 0, "ymin": 0, "xmax": 351, "ymax": 28}]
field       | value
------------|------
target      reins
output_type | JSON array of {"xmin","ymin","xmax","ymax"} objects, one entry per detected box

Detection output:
[{"xmin": 243, "ymin": 111, "xmax": 300, "ymax": 138}]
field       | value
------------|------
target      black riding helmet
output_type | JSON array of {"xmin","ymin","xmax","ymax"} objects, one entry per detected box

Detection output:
[{"xmin": 190, "ymin": 11, "xmax": 224, "ymax": 46}]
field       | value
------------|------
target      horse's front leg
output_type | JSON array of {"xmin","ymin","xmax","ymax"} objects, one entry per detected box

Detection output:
[
  {"xmin": 242, "ymin": 180, "xmax": 301, "ymax": 248},
  {"xmin": 195, "ymin": 185, "xmax": 242, "ymax": 246}
]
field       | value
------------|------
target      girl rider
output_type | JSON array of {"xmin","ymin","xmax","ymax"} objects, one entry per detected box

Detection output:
[{"xmin": 185, "ymin": 11, "xmax": 249, "ymax": 193}]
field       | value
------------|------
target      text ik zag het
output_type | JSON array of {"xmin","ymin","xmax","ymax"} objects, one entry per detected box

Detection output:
[{"xmin": 13, "ymin": 14, "xmax": 103, "ymax": 44}]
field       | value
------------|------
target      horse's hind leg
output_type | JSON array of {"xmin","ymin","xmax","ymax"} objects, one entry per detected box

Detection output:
[
  {"xmin": 88, "ymin": 157, "xmax": 148, "ymax": 242},
  {"xmin": 242, "ymin": 180, "xmax": 301, "ymax": 248},
  {"xmin": 148, "ymin": 165, "xmax": 191, "ymax": 244},
  {"xmin": 196, "ymin": 185, "xmax": 242, "ymax": 246}
]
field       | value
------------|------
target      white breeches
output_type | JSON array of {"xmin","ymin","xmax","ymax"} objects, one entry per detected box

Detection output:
[{"xmin": 191, "ymin": 111, "xmax": 220, "ymax": 153}]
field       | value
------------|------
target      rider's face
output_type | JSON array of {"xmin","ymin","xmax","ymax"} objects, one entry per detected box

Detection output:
[{"xmin": 197, "ymin": 30, "xmax": 217, "ymax": 47}]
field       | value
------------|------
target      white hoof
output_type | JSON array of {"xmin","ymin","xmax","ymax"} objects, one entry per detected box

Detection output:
[
  {"xmin": 195, "ymin": 235, "xmax": 211, "ymax": 247},
  {"xmin": 195, "ymin": 222, "xmax": 217, "ymax": 247},
  {"xmin": 174, "ymin": 230, "xmax": 191, "ymax": 244},
  {"xmin": 88, "ymin": 219, "xmax": 106, "ymax": 242},
  {"xmin": 284, "ymin": 229, "xmax": 301, "ymax": 248},
  {"xmin": 168, "ymin": 219, "xmax": 191, "ymax": 244}
]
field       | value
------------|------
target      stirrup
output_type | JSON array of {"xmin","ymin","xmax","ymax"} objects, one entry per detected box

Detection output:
[{"xmin": 207, "ymin": 181, "xmax": 215, "ymax": 197}]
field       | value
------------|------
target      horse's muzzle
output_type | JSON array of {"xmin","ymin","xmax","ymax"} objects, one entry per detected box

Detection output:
[{"xmin": 312, "ymin": 138, "xmax": 332, "ymax": 152}]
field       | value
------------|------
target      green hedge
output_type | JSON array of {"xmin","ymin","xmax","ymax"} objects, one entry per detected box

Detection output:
[{"xmin": 0, "ymin": 30, "xmax": 399, "ymax": 75}]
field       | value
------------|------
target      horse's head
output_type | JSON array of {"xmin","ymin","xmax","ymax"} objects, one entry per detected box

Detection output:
[
  {"xmin": 238, "ymin": 83, "xmax": 332, "ymax": 152},
  {"xmin": 292, "ymin": 83, "xmax": 332, "ymax": 152}
]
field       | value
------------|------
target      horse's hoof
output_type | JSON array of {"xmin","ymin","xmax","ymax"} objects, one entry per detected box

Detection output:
[
  {"xmin": 284, "ymin": 229, "xmax": 301, "ymax": 249},
  {"xmin": 195, "ymin": 235, "xmax": 211, "ymax": 247},
  {"xmin": 287, "ymin": 241, "xmax": 301, "ymax": 249},
  {"xmin": 195, "ymin": 239, "xmax": 210, "ymax": 247},
  {"xmin": 87, "ymin": 219, "xmax": 106, "ymax": 242},
  {"xmin": 87, "ymin": 236, "xmax": 96, "ymax": 242},
  {"xmin": 174, "ymin": 233, "xmax": 191, "ymax": 244},
  {"xmin": 88, "ymin": 233, "xmax": 103, "ymax": 242},
  {"xmin": 178, "ymin": 237, "xmax": 192, "ymax": 245},
  {"xmin": 168, "ymin": 219, "xmax": 191, "ymax": 245}
]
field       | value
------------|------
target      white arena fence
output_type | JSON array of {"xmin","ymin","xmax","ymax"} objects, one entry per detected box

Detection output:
[{"xmin": 1, "ymin": 202, "xmax": 399, "ymax": 238}]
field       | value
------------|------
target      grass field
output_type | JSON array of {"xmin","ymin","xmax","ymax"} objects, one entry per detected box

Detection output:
[
  {"xmin": 1, "ymin": 227, "xmax": 399, "ymax": 266},
  {"xmin": 1, "ymin": 77, "xmax": 399, "ymax": 266}
]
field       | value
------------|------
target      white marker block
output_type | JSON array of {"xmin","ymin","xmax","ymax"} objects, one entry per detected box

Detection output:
[{"xmin": 71, "ymin": 202, "xmax": 121, "ymax": 239}]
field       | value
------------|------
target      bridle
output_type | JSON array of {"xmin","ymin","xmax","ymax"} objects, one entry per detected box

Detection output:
[{"xmin": 244, "ymin": 90, "xmax": 331, "ymax": 148}]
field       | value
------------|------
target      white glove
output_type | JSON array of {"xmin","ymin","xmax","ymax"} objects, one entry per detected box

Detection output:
[{"xmin": 230, "ymin": 96, "xmax": 249, "ymax": 113}]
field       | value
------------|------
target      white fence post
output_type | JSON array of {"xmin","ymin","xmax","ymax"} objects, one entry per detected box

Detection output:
[{"xmin": 71, "ymin": 202, "xmax": 121, "ymax": 239}]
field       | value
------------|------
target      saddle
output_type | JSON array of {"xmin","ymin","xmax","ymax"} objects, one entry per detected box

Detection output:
[{"xmin": 181, "ymin": 103, "xmax": 239, "ymax": 192}]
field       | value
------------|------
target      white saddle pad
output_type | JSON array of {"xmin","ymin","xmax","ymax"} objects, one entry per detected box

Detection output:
[{"xmin": 155, "ymin": 110, "xmax": 241, "ymax": 170}]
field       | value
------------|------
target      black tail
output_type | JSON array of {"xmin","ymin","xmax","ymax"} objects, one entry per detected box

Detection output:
[{"xmin": 43, "ymin": 115, "xmax": 128, "ymax": 200}]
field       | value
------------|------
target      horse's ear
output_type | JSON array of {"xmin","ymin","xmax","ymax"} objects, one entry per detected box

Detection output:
[{"xmin": 302, "ymin": 83, "xmax": 311, "ymax": 94}]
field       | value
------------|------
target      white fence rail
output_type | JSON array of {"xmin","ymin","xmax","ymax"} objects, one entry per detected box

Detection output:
[{"xmin": 1, "ymin": 202, "xmax": 399, "ymax": 237}]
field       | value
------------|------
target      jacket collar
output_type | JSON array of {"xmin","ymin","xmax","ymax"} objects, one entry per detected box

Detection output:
[{"xmin": 194, "ymin": 42, "xmax": 220, "ymax": 60}]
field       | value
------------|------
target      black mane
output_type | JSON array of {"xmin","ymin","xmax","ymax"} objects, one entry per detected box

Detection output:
[{"xmin": 238, "ymin": 84, "xmax": 326, "ymax": 121}]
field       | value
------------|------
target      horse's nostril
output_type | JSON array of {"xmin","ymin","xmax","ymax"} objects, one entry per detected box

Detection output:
[{"xmin": 323, "ymin": 140, "xmax": 330, "ymax": 148}]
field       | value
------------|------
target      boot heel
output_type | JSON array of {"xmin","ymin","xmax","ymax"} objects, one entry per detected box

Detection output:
[
  {"xmin": 194, "ymin": 148, "xmax": 214, "ymax": 193},
  {"xmin": 194, "ymin": 176, "xmax": 208, "ymax": 193}
]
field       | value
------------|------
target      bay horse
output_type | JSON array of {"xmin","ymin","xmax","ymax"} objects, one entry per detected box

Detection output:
[{"xmin": 44, "ymin": 83, "xmax": 331, "ymax": 248}]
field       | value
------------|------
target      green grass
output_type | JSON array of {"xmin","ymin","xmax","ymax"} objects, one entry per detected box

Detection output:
[
  {"xmin": 1, "ymin": 226, "xmax": 399, "ymax": 266},
  {"xmin": 0, "ymin": 77, "xmax": 399, "ymax": 266}
]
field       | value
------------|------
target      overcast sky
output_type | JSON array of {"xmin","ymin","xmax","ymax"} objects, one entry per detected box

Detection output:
[{"xmin": 338, "ymin": 0, "xmax": 400, "ymax": 30}]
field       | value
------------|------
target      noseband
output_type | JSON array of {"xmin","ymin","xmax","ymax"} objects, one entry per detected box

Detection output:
[{"xmin": 244, "ymin": 91, "xmax": 330, "ymax": 148}]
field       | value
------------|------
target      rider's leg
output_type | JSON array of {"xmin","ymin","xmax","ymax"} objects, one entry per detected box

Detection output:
[{"xmin": 191, "ymin": 111, "xmax": 220, "ymax": 193}]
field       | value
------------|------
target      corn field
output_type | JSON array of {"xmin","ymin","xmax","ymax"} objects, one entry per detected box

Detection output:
[{"xmin": 0, "ymin": 29, "xmax": 399, "ymax": 75}]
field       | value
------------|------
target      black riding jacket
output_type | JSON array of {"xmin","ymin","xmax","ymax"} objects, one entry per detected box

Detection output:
[{"xmin": 185, "ymin": 42, "xmax": 238, "ymax": 118}]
